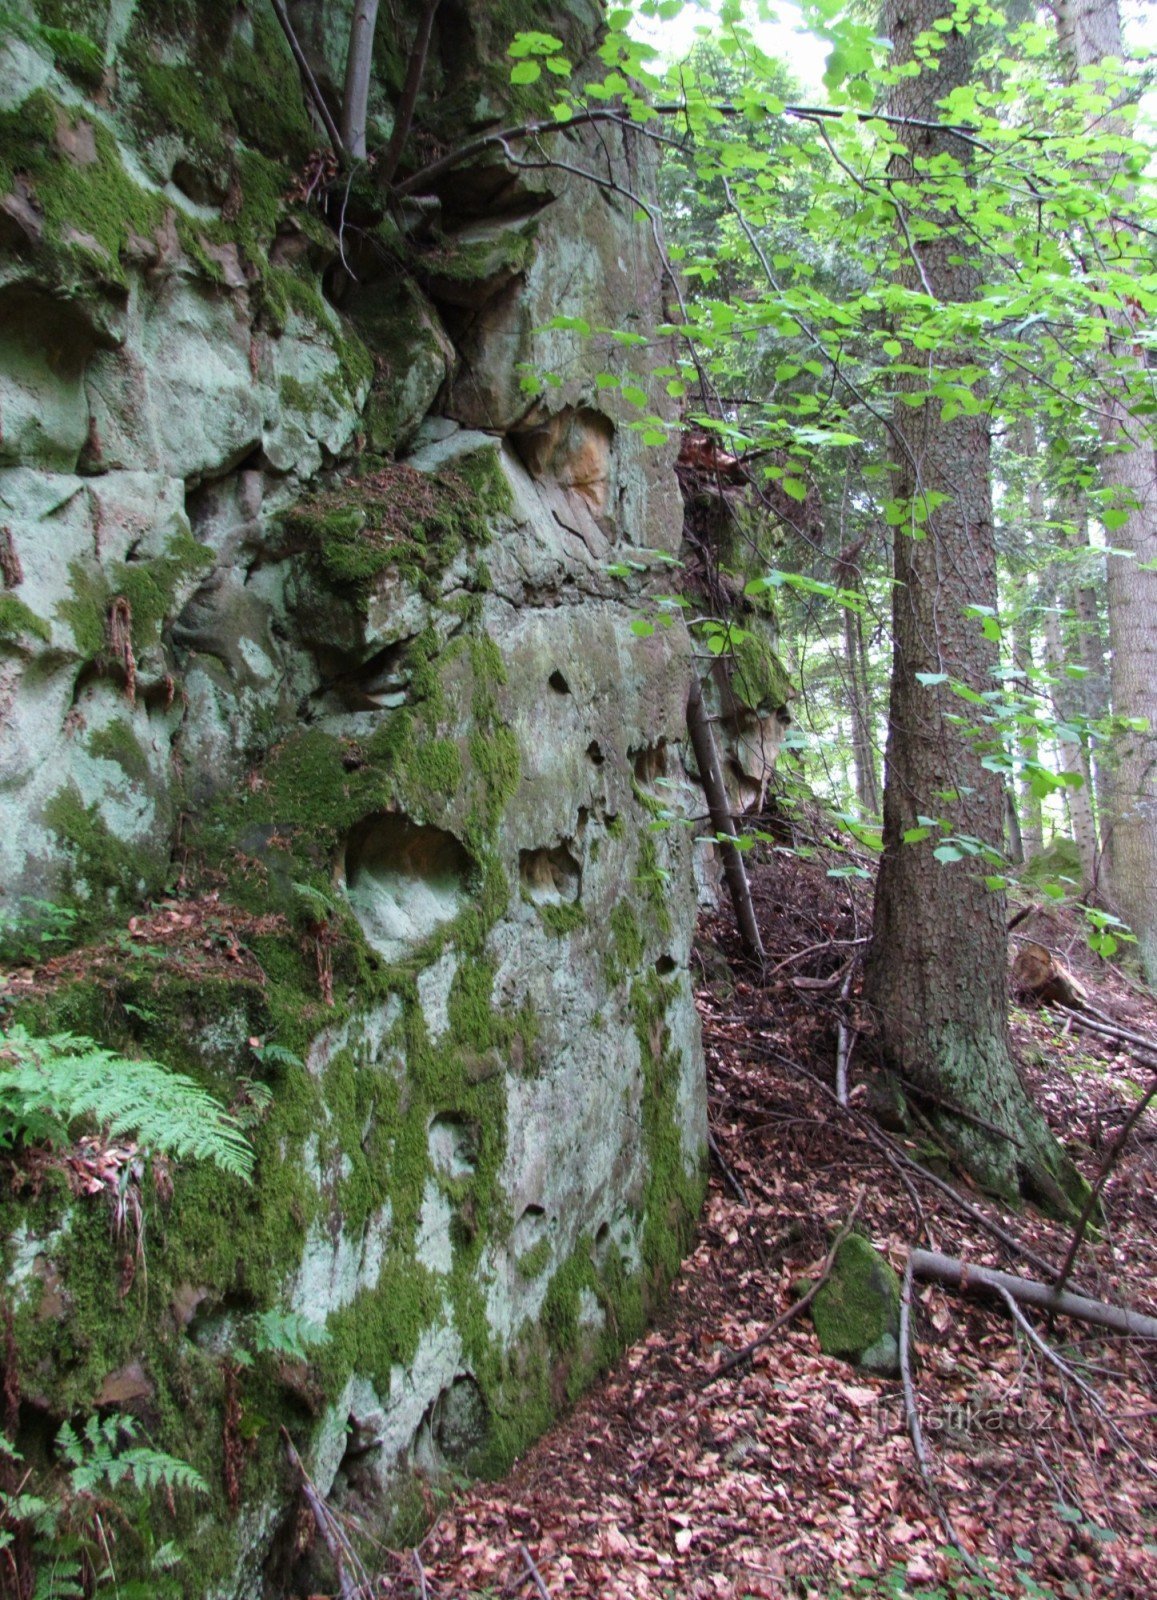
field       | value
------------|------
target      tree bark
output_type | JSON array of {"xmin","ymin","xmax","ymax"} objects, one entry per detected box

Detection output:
[
  {"xmin": 844, "ymin": 602, "xmax": 880, "ymax": 817},
  {"xmin": 340, "ymin": 0, "xmax": 381, "ymax": 161},
  {"xmin": 686, "ymin": 674, "xmax": 765, "ymax": 962},
  {"xmin": 863, "ymin": 0, "xmax": 1088, "ymax": 1215},
  {"xmin": 1056, "ymin": 0, "xmax": 1157, "ymax": 974}
]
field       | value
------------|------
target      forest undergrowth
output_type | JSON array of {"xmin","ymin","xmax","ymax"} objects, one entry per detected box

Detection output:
[{"xmin": 395, "ymin": 847, "xmax": 1157, "ymax": 1600}]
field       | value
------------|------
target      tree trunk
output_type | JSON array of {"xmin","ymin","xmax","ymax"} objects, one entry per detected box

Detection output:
[
  {"xmin": 862, "ymin": 0, "xmax": 1088, "ymax": 1215},
  {"xmin": 844, "ymin": 602, "xmax": 880, "ymax": 817},
  {"xmin": 1040, "ymin": 568, "xmax": 1099, "ymax": 891},
  {"xmin": 1056, "ymin": 0, "xmax": 1157, "ymax": 975},
  {"xmin": 340, "ymin": 0, "xmax": 381, "ymax": 160}
]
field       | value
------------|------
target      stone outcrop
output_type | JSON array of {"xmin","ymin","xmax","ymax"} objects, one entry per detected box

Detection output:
[{"xmin": 0, "ymin": 3, "xmax": 705, "ymax": 1593}]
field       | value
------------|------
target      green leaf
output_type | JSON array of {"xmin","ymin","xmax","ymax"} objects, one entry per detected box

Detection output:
[
  {"xmin": 933, "ymin": 844, "xmax": 963, "ymax": 863},
  {"xmin": 510, "ymin": 61, "xmax": 541, "ymax": 85}
]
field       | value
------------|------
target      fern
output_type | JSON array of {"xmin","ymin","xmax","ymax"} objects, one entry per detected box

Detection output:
[
  {"xmin": 0, "ymin": 1026, "xmax": 253, "ymax": 1180},
  {"xmin": 249, "ymin": 1308, "xmax": 330, "ymax": 1362},
  {"xmin": 57, "ymin": 1415, "xmax": 208, "ymax": 1497}
]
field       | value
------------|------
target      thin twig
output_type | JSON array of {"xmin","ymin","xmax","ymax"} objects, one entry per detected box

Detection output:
[
  {"xmin": 707, "ymin": 1128, "xmax": 749, "ymax": 1207},
  {"xmin": 1054, "ymin": 1069, "xmax": 1157, "ymax": 1294},
  {"xmin": 702, "ymin": 1187, "xmax": 865, "ymax": 1387},
  {"xmin": 270, "ymin": 0, "xmax": 345, "ymax": 157},
  {"xmin": 412, "ymin": 1546, "xmax": 429, "ymax": 1600},
  {"xmin": 900, "ymin": 1256, "xmax": 978, "ymax": 1567},
  {"xmin": 519, "ymin": 1543, "xmax": 551, "ymax": 1600}
]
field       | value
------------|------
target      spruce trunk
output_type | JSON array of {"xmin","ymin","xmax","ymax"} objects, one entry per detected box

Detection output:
[{"xmin": 863, "ymin": 0, "xmax": 1087, "ymax": 1215}]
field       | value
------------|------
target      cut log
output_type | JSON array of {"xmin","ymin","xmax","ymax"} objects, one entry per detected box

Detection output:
[
  {"xmin": 910, "ymin": 1249, "xmax": 1157, "ymax": 1339},
  {"xmin": 1011, "ymin": 941, "xmax": 1088, "ymax": 1009}
]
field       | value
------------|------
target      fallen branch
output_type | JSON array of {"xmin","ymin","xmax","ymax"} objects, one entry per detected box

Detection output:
[
  {"xmin": 1053, "ymin": 1068, "xmax": 1157, "ymax": 1294},
  {"xmin": 519, "ymin": 1543, "xmax": 551, "ymax": 1600},
  {"xmin": 412, "ymin": 1547, "xmax": 429, "ymax": 1600},
  {"xmin": 1051, "ymin": 1002, "xmax": 1157, "ymax": 1059},
  {"xmin": 707, "ymin": 1128, "xmax": 749, "ymax": 1207},
  {"xmin": 686, "ymin": 675, "xmax": 764, "ymax": 963},
  {"xmin": 835, "ymin": 959, "xmax": 857, "ymax": 1107},
  {"xmin": 909, "ymin": 1250, "xmax": 1157, "ymax": 1340},
  {"xmin": 270, "ymin": 0, "xmax": 345, "ymax": 158},
  {"xmin": 281, "ymin": 1429, "xmax": 368, "ymax": 1600},
  {"xmin": 900, "ymin": 1257, "xmax": 976, "ymax": 1567},
  {"xmin": 703, "ymin": 1187, "xmax": 865, "ymax": 1387},
  {"xmin": 709, "ymin": 1031, "xmax": 1094, "ymax": 1295}
]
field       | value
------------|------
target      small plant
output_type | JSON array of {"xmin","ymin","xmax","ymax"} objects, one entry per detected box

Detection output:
[
  {"xmin": 0, "ymin": 898, "xmax": 79, "ymax": 966},
  {"xmin": 0, "ymin": 1414, "xmax": 204, "ymax": 1598},
  {"xmin": 235, "ymin": 1308, "xmax": 330, "ymax": 1367},
  {"xmin": 0, "ymin": 1025, "xmax": 253, "ymax": 1180}
]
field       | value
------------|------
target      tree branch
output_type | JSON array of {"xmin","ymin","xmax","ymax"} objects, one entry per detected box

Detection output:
[
  {"xmin": 379, "ymin": 0, "xmax": 442, "ymax": 186},
  {"xmin": 269, "ymin": 0, "xmax": 345, "ymax": 158}
]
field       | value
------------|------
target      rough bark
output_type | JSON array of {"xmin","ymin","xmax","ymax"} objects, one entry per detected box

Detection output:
[
  {"xmin": 863, "ymin": 0, "xmax": 1088, "ymax": 1215},
  {"xmin": 1057, "ymin": 0, "xmax": 1157, "ymax": 975}
]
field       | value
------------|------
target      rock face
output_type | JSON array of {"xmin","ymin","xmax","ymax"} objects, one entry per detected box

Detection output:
[{"xmin": 0, "ymin": 3, "xmax": 705, "ymax": 1593}]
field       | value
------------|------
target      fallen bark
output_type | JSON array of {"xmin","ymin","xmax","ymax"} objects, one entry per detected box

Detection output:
[{"xmin": 909, "ymin": 1250, "xmax": 1157, "ymax": 1339}]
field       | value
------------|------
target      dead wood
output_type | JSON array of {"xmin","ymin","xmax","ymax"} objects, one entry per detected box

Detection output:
[
  {"xmin": 908, "ymin": 1250, "xmax": 1157, "ymax": 1340},
  {"xmin": 702, "ymin": 1187, "xmax": 865, "ymax": 1387},
  {"xmin": 1013, "ymin": 942, "xmax": 1088, "ymax": 1009},
  {"xmin": 900, "ymin": 1256, "xmax": 975, "ymax": 1566},
  {"xmin": 1051, "ymin": 1002, "xmax": 1157, "ymax": 1058},
  {"xmin": 686, "ymin": 675, "xmax": 765, "ymax": 963},
  {"xmin": 519, "ymin": 1543, "xmax": 552, "ymax": 1600},
  {"xmin": 1054, "ymin": 1069, "xmax": 1157, "ymax": 1294},
  {"xmin": 707, "ymin": 1129, "xmax": 749, "ymax": 1207},
  {"xmin": 270, "ymin": 0, "xmax": 345, "ymax": 157},
  {"xmin": 713, "ymin": 1031, "xmax": 1095, "ymax": 1295},
  {"xmin": 282, "ymin": 1429, "xmax": 367, "ymax": 1600}
]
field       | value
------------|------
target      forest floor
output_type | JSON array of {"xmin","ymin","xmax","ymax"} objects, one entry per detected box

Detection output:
[{"xmin": 380, "ymin": 847, "xmax": 1157, "ymax": 1600}]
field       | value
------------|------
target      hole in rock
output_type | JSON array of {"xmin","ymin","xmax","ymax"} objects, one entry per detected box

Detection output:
[
  {"xmin": 632, "ymin": 740, "xmax": 668, "ymax": 786},
  {"xmin": 343, "ymin": 813, "xmax": 470, "ymax": 959},
  {"xmin": 511, "ymin": 1203, "xmax": 548, "ymax": 1256},
  {"xmin": 548, "ymin": 669, "xmax": 570, "ymax": 695},
  {"xmin": 434, "ymin": 1375, "xmax": 491, "ymax": 1469},
  {"xmin": 655, "ymin": 954, "xmax": 677, "ymax": 976},
  {"xmin": 586, "ymin": 740, "xmax": 605, "ymax": 766},
  {"xmin": 519, "ymin": 843, "xmax": 581, "ymax": 905},
  {"xmin": 428, "ymin": 1113, "xmax": 478, "ymax": 1179}
]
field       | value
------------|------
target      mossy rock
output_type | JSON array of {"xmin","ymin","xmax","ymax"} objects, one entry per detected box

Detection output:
[{"xmin": 809, "ymin": 1233, "xmax": 901, "ymax": 1377}]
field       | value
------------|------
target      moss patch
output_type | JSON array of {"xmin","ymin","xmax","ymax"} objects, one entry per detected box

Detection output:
[
  {"xmin": 809, "ymin": 1234, "xmax": 901, "ymax": 1376},
  {"xmin": 0, "ymin": 594, "xmax": 51, "ymax": 645},
  {"xmin": 281, "ymin": 450, "xmax": 512, "ymax": 596}
]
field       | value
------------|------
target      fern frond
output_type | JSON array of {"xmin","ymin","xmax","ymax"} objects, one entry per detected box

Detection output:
[
  {"xmin": 249, "ymin": 1308, "xmax": 329, "ymax": 1361},
  {"xmin": 0, "ymin": 1027, "xmax": 253, "ymax": 1181}
]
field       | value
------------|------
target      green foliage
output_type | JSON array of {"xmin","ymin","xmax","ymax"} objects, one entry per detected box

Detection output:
[
  {"xmin": 1, "ymin": 1413, "xmax": 204, "ymax": 1599},
  {"xmin": 0, "ymin": 1025, "xmax": 253, "ymax": 1179},
  {"xmin": 0, "ymin": 899, "xmax": 80, "ymax": 965}
]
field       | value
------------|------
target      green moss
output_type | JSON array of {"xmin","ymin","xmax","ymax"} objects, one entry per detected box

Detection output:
[
  {"xmin": 515, "ymin": 1239, "xmax": 552, "ymax": 1280},
  {"xmin": 56, "ymin": 537, "xmax": 213, "ymax": 660},
  {"xmin": 809, "ymin": 1233, "xmax": 901, "ymax": 1372},
  {"xmin": 41, "ymin": 25, "xmax": 105, "ymax": 87},
  {"xmin": 0, "ymin": 593, "xmax": 51, "ymax": 645},
  {"xmin": 730, "ymin": 628, "xmax": 793, "ymax": 713},
  {"xmin": 88, "ymin": 720, "xmax": 150, "ymax": 785},
  {"xmin": 605, "ymin": 902, "xmax": 644, "ymax": 989},
  {"xmin": 43, "ymin": 784, "xmax": 162, "ymax": 912},
  {"xmin": 538, "ymin": 902, "xmax": 585, "ymax": 936},
  {"xmin": 630, "ymin": 971, "xmax": 706, "ymax": 1283},
  {"xmin": 283, "ymin": 449, "xmax": 509, "ymax": 597}
]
